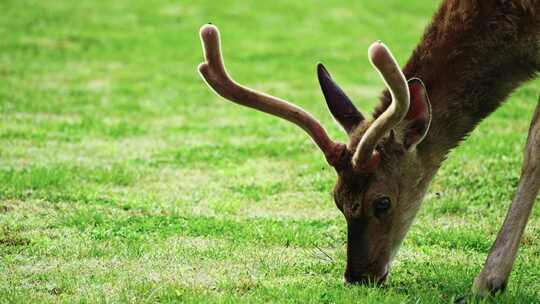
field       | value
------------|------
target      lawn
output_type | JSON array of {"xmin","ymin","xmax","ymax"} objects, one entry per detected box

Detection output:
[{"xmin": 1, "ymin": 0, "xmax": 540, "ymax": 303}]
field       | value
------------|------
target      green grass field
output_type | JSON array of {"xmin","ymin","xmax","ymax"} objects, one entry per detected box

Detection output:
[{"xmin": 1, "ymin": 0, "xmax": 540, "ymax": 303}]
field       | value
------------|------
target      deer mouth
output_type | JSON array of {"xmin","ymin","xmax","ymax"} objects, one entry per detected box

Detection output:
[
  {"xmin": 379, "ymin": 268, "xmax": 390, "ymax": 283},
  {"xmin": 345, "ymin": 264, "xmax": 389, "ymax": 285}
]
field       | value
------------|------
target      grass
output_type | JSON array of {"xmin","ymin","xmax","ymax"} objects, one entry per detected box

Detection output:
[{"xmin": 1, "ymin": 0, "xmax": 540, "ymax": 303}]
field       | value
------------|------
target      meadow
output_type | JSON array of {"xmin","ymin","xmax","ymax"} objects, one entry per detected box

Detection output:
[{"xmin": 1, "ymin": 0, "xmax": 540, "ymax": 303}]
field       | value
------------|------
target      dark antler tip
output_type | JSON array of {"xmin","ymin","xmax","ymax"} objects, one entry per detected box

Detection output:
[
  {"xmin": 369, "ymin": 42, "xmax": 390, "ymax": 64},
  {"xmin": 200, "ymin": 24, "xmax": 219, "ymax": 40},
  {"xmin": 197, "ymin": 62, "xmax": 208, "ymax": 71}
]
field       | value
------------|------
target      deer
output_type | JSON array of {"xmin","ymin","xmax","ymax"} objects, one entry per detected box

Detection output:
[{"xmin": 197, "ymin": 0, "xmax": 540, "ymax": 298}]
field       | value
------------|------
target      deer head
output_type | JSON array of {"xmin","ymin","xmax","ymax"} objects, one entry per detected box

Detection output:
[{"xmin": 198, "ymin": 24, "xmax": 432, "ymax": 284}]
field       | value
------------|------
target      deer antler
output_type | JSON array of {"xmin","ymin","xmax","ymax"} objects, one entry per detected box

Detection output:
[
  {"xmin": 352, "ymin": 42, "xmax": 410, "ymax": 170},
  {"xmin": 198, "ymin": 24, "xmax": 346, "ymax": 166}
]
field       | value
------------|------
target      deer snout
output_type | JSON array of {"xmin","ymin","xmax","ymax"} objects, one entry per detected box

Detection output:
[
  {"xmin": 344, "ymin": 264, "xmax": 389, "ymax": 285},
  {"xmin": 345, "ymin": 220, "xmax": 390, "ymax": 285}
]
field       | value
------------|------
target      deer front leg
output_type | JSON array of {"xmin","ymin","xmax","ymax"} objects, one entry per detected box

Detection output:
[{"xmin": 473, "ymin": 96, "xmax": 540, "ymax": 297}]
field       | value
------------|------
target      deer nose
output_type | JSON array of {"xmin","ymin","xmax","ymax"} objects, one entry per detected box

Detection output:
[
  {"xmin": 344, "ymin": 266, "xmax": 389, "ymax": 285},
  {"xmin": 345, "ymin": 271, "xmax": 389, "ymax": 285}
]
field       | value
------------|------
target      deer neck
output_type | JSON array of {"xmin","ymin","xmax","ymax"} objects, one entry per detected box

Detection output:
[{"xmin": 401, "ymin": 1, "xmax": 540, "ymax": 169}]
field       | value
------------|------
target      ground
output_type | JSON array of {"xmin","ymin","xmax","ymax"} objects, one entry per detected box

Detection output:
[{"xmin": 1, "ymin": 0, "xmax": 540, "ymax": 303}]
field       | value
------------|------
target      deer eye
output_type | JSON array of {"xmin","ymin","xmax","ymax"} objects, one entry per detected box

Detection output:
[{"xmin": 373, "ymin": 196, "xmax": 391, "ymax": 216}]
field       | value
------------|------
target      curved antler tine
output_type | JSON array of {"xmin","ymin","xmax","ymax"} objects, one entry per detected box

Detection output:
[
  {"xmin": 352, "ymin": 42, "xmax": 410, "ymax": 170},
  {"xmin": 198, "ymin": 24, "xmax": 347, "ymax": 166}
]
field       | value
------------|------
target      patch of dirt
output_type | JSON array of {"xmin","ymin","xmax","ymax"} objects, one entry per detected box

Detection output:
[
  {"xmin": 0, "ymin": 237, "xmax": 31, "ymax": 246},
  {"xmin": 48, "ymin": 287, "xmax": 63, "ymax": 295},
  {"xmin": 0, "ymin": 205, "xmax": 11, "ymax": 213}
]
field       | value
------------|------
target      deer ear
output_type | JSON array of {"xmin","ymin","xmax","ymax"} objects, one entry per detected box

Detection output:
[
  {"xmin": 317, "ymin": 63, "xmax": 364, "ymax": 134},
  {"xmin": 394, "ymin": 78, "xmax": 432, "ymax": 150}
]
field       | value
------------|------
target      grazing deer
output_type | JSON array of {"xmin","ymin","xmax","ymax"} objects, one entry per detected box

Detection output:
[{"xmin": 198, "ymin": 0, "xmax": 540, "ymax": 297}]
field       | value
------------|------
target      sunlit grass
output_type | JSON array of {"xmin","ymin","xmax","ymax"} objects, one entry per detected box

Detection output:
[{"xmin": 1, "ymin": 0, "xmax": 539, "ymax": 303}]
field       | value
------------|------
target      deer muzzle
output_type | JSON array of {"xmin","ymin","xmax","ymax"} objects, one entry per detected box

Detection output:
[{"xmin": 345, "ymin": 219, "xmax": 390, "ymax": 285}]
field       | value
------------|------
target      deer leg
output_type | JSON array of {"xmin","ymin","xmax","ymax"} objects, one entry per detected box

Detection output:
[{"xmin": 473, "ymin": 96, "xmax": 540, "ymax": 296}]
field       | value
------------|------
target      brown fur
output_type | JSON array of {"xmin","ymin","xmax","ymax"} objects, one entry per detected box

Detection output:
[
  {"xmin": 334, "ymin": 0, "xmax": 540, "ymax": 291},
  {"xmin": 198, "ymin": 0, "xmax": 540, "ymax": 296},
  {"xmin": 373, "ymin": 0, "xmax": 540, "ymax": 154}
]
